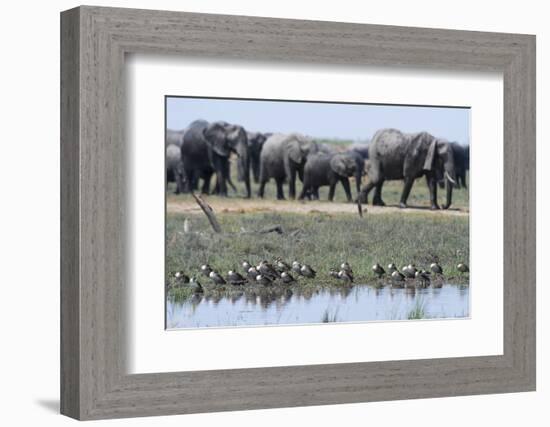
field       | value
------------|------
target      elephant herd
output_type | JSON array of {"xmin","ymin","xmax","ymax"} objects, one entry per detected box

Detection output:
[{"xmin": 166, "ymin": 120, "xmax": 469, "ymax": 210}]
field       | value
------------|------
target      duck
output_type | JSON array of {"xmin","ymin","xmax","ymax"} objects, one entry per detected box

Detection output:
[
  {"xmin": 329, "ymin": 269, "xmax": 340, "ymax": 279},
  {"xmin": 174, "ymin": 271, "xmax": 190, "ymax": 283},
  {"xmin": 430, "ymin": 262, "xmax": 443, "ymax": 275},
  {"xmin": 391, "ymin": 270, "xmax": 405, "ymax": 288},
  {"xmin": 387, "ymin": 263, "xmax": 397, "ymax": 273},
  {"xmin": 247, "ymin": 266, "xmax": 259, "ymax": 281},
  {"xmin": 340, "ymin": 262, "xmax": 353, "ymax": 274},
  {"xmin": 256, "ymin": 274, "xmax": 273, "ymax": 286},
  {"xmin": 402, "ymin": 265, "xmax": 416, "ymax": 278},
  {"xmin": 275, "ymin": 257, "xmax": 291, "ymax": 273},
  {"xmin": 227, "ymin": 270, "xmax": 247, "ymax": 286},
  {"xmin": 258, "ymin": 260, "xmax": 279, "ymax": 279},
  {"xmin": 338, "ymin": 270, "xmax": 353, "ymax": 284},
  {"xmin": 242, "ymin": 260, "xmax": 252, "ymax": 272},
  {"xmin": 209, "ymin": 271, "xmax": 226, "ymax": 285},
  {"xmin": 457, "ymin": 263, "xmax": 469, "ymax": 273},
  {"xmin": 372, "ymin": 263, "xmax": 385, "ymax": 278},
  {"xmin": 200, "ymin": 264, "xmax": 213, "ymax": 277},
  {"xmin": 280, "ymin": 272, "xmax": 296, "ymax": 284},
  {"xmin": 415, "ymin": 270, "xmax": 431, "ymax": 288},
  {"xmin": 189, "ymin": 277, "xmax": 204, "ymax": 294},
  {"xmin": 391, "ymin": 270, "xmax": 405, "ymax": 282},
  {"xmin": 291, "ymin": 261, "xmax": 303, "ymax": 275},
  {"xmin": 300, "ymin": 264, "xmax": 317, "ymax": 278}
]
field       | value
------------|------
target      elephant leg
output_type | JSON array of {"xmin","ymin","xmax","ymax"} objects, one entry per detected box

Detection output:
[
  {"xmin": 426, "ymin": 175, "xmax": 440, "ymax": 210},
  {"xmin": 328, "ymin": 182, "xmax": 336, "ymax": 202},
  {"xmin": 399, "ymin": 177, "xmax": 415, "ymax": 208},
  {"xmin": 355, "ymin": 172, "xmax": 362, "ymax": 199},
  {"xmin": 288, "ymin": 168, "xmax": 297, "ymax": 200},
  {"xmin": 459, "ymin": 172, "xmax": 466, "ymax": 189},
  {"xmin": 341, "ymin": 178, "xmax": 352, "ymax": 202},
  {"xmin": 298, "ymin": 179, "xmax": 309, "ymax": 200},
  {"xmin": 258, "ymin": 178, "xmax": 267, "ymax": 198},
  {"xmin": 358, "ymin": 181, "xmax": 375, "ymax": 204},
  {"xmin": 185, "ymin": 168, "xmax": 195, "ymax": 192},
  {"xmin": 174, "ymin": 173, "xmax": 184, "ymax": 195},
  {"xmin": 372, "ymin": 181, "xmax": 385, "ymax": 206},
  {"xmin": 201, "ymin": 173, "xmax": 212, "ymax": 195},
  {"xmin": 313, "ymin": 187, "xmax": 320, "ymax": 200},
  {"xmin": 215, "ymin": 170, "xmax": 227, "ymax": 197},
  {"xmin": 275, "ymin": 179, "xmax": 285, "ymax": 200}
]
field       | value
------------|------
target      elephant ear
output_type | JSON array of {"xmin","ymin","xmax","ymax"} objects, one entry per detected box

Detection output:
[
  {"xmin": 330, "ymin": 154, "xmax": 356, "ymax": 176},
  {"xmin": 287, "ymin": 139, "xmax": 303, "ymax": 164},
  {"xmin": 298, "ymin": 136, "xmax": 316, "ymax": 155},
  {"xmin": 423, "ymin": 134, "xmax": 438, "ymax": 171},
  {"xmin": 203, "ymin": 122, "xmax": 230, "ymax": 157},
  {"xmin": 225, "ymin": 125, "xmax": 243, "ymax": 147}
]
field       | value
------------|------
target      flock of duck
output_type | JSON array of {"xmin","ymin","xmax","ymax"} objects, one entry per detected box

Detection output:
[{"xmin": 169, "ymin": 258, "xmax": 469, "ymax": 294}]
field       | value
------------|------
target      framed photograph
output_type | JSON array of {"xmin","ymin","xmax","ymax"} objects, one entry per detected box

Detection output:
[{"xmin": 61, "ymin": 6, "xmax": 536, "ymax": 420}]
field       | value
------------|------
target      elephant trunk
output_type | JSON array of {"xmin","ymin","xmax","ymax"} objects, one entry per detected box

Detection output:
[
  {"xmin": 236, "ymin": 145, "xmax": 251, "ymax": 198},
  {"xmin": 355, "ymin": 170, "xmax": 362, "ymax": 198},
  {"xmin": 251, "ymin": 159, "xmax": 260, "ymax": 183},
  {"xmin": 443, "ymin": 170, "xmax": 456, "ymax": 209}
]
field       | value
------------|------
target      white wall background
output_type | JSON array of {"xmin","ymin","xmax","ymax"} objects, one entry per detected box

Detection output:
[{"xmin": 0, "ymin": 0, "xmax": 546, "ymax": 425}]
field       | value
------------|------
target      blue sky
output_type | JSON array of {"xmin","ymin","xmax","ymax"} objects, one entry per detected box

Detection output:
[{"xmin": 166, "ymin": 97, "xmax": 470, "ymax": 144}]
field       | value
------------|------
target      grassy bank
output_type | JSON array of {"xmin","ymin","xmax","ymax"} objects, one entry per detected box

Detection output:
[{"xmin": 166, "ymin": 209, "xmax": 469, "ymax": 291}]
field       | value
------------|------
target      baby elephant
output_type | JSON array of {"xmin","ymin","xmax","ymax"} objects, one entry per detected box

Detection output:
[{"xmin": 299, "ymin": 152, "xmax": 358, "ymax": 202}]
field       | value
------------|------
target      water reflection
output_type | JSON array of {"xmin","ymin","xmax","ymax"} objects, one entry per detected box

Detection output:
[{"xmin": 167, "ymin": 284, "xmax": 469, "ymax": 329}]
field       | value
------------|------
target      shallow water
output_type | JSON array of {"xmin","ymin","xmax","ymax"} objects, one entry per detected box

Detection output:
[{"xmin": 166, "ymin": 284, "xmax": 469, "ymax": 329}]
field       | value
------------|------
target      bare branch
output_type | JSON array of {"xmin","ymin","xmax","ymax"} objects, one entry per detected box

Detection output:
[{"xmin": 192, "ymin": 193, "xmax": 222, "ymax": 233}]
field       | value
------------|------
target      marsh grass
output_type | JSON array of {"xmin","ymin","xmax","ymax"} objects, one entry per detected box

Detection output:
[
  {"xmin": 167, "ymin": 285, "xmax": 196, "ymax": 302},
  {"xmin": 166, "ymin": 209, "xmax": 469, "ymax": 289},
  {"xmin": 407, "ymin": 297, "xmax": 427, "ymax": 320}
]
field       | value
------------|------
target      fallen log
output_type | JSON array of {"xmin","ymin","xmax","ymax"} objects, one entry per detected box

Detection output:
[
  {"xmin": 192, "ymin": 193, "xmax": 222, "ymax": 233},
  {"xmin": 247, "ymin": 225, "xmax": 283, "ymax": 235}
]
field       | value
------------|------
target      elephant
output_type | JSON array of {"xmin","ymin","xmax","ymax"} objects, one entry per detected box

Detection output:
[
  {"xmin": 298, "ymin": 151, "xmax": 361, "ymax": 202},
  {"xmin": 257, "ymin": 133, "xmax": 319, "ymax": 200},
  {"xmin": 437, "ymin": 143, "xmax": 469, "ymax": 189},
  {"xmin": 166, "ymin": 128, "xmax": 185, "ymax": 147},
  {"xmin": 346, "ymin": 149, "xmax": 367, "ymax": 194},
  {"xmin": 166, "ymin": 143, "xmax": 185, "ymax": 194},
  {"xmin": 247, "ymin": 131, "xmax": 268, "ymax": 183},
  {"xmin": 181, "ymin": 120, "xmax": 251, "ymax": 197},
  {"xmin": 350, "ymin": 144, "xmax": 370, "ymax": 160},
  {"xmin": 358, "ymin": 128, "xmax": 457, "ymax": 210}
]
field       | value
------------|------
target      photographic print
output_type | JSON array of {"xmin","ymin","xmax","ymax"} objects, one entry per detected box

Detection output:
[{"xmin": 165, "ymin": 97, "xmax": 470, "ymax": 329}]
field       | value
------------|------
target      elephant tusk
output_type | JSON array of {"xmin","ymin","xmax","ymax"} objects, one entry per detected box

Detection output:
[{"xmin": 445, "ymin": 171, "xmax": 457, "ymax": 185}]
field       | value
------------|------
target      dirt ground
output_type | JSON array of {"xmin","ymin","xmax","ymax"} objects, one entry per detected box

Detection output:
[{"xmin": 167, "ymin": 197, "xmax": 469, "ymax": 217}]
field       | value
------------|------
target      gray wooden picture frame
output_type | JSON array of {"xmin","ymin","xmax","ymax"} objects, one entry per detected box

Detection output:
[{"xmin": 60, "ymin": 5, "xmax": 536, "ymax": 420}]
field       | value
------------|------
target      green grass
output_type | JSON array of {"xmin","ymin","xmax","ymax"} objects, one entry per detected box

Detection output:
[
  {"xmin": 167, "ymin": 285, "xmax": 196, "ymax": 302},
  {"xmin": 316, "ymin": 138, "xmax": 355, "ymax": 148},
  {"xmin": 407, "ymin": 297, "xmax": 427, "ymax": 320},
  {"xmin": 166, "ymin": 210, "xmax": 469, "ymax": 288}
]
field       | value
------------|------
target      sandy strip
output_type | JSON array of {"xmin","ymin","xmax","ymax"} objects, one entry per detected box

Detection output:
[{"xmin": 167, "ymin": 198, "xmax": 469, "ymax": 217}]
